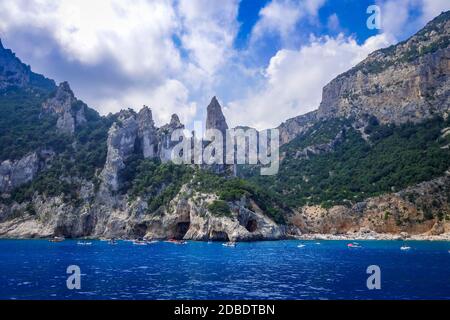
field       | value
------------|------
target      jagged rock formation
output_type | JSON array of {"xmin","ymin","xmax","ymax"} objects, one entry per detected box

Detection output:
[
  {"xmin": 277, "ymin": 111, "xmax": 318, "ymax": 145},
  {"xmin": 317, "ymin": 12, "xmax": 450, "ymax": 124},
  {"xmin": 42, "ymin": 82, "xmax": 87, "ymax": 134},
  {"xmin": 100, "ymin": 109, "xmax": 186, "ymax": 193},
  {"xmin": 157, "ymin": 114, "xmax": 185, "ymax": 163},
  {"xmin": 206, "ymin": 96, "xmax": 229, "ymax": 133},
  {"xmin": 205, "ymin": 97, "xmax": 231, "ymax": 173},
  {"xmin": 137, "ymin": 106, "xmax": 158, "ymax": 158},
  {"xmin": 0, "ymin": 39, "xmax": 55, "ymax": 91},
  {"xmin": 100, "ymin": 110, "xmax": 139, "ymax": 192}
]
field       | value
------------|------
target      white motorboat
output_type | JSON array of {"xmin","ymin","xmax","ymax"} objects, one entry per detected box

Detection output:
[{"xmin": 222, "ymin": 242, "xmax": 237, "ymax": 247}]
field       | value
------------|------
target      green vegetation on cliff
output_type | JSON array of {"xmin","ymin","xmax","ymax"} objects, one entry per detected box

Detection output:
[
  {"xmin": 0, "ymin": 88, "xmax": 64, "ymax": 161},
  {"xmin": 245, "ymin": 116, "xmax": 450, "ymax": 210}
]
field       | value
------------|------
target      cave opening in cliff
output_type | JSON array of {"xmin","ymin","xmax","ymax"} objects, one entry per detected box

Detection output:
[
  {"xmin": 132, "ymin": 223, "xmax": 148, "ymax": 238},
  {"xmin": 174, "ymin": 222, "xmax": 190, "ymax": 240},
  {"xmin": 54, "ymin": 226, "xmax": 68, "ymax": 238},
  {"xmin": 245, "ymin": 219, "xmax": 258, "ymax": 233},
  {"xmin": 210, "ymin": 231, "xmax": 230, "ymax": 241}
]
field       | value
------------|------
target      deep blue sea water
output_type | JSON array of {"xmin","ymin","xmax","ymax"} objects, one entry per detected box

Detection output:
[{"xmin": 0, "ymin": 240, "xmax": 449, "ymax": 300}]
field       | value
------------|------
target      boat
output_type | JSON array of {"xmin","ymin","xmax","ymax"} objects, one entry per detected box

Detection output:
[
  {"xmin": 166, "ymin": 239, "xmax": 187, "ymax": 245},
  {"xmin": 347, "ymin": 243, "xmax": 361, "ymax": 248},
  {"xmin": 49, "ymin": 236, "xmax": 65, "ymax": 243},
  {"xmin": 146, "ymin": 240, "xmax": 159, "ymax": 245},
  {"xmin": 132, "ymin": 240, "xmax": 147, "ymax": 246},
  {"xmin": 400, "ymin": 246, "xmax": 411, "ymax": 251},
  {"xmin": 297, "ymin": 244, "xmax": 306, "ymax": 248},
  {"xmin": 77, "ymin": 241, "xmax": 92, "ymax": 246},
  {"xmin": 222, "ymin": 242, "xmax": 237, "ymax": 247}
]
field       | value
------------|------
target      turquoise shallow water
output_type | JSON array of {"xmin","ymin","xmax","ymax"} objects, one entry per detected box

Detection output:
[{"xmin": 0, "ymin": 240, "xmax": 449, "ymax": 300}]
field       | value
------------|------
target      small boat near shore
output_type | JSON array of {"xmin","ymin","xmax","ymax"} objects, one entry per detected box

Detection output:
[
  {"xmin": 401, "ymin": 246, "xmax": 411, "ymax": 251},
  {"xmin": 223, "ymin": 242, "xmax": 237, "ymax": 247},
  {"xmin": 348, "ymin": 243, "xmax": 362, "ymax": 248},
  {"xmin": 132, "ymin": 240, "xmax": 147, "ymax": 246},
  {"xmin": 77, "ymin": 241, "xmax": 92, "ymax": 246},
  {"xmin": 166, "ymin": 239, "xmax": 187, "ymax": 245},
  {"xmin": 297, "ymin": 244, "xmax": 306, "ymax": 248},
  {"xmin": 49, "ymin": 237, "xmax": 65, "ymax": 243}
]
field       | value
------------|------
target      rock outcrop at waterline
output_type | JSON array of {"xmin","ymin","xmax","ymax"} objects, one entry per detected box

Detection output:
[
  {"xmin": 0, "ymin": 183, "xmax": 286, "ymax": 241},
  {"xmin": 289, "ymin": 174, "xmax": 450, "ymax": 237},
  {"xmin": 0, "ymin": 172, "xmax": 449, "ymax": 240}
]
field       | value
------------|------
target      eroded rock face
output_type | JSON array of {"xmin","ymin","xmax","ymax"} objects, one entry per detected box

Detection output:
[
  {"xmin": 318, "ymin": 13, "xmax": 450, "ymax": 124},
  {"xmin": 137, "ymin": 106, "xmax": 158, "ymax": 159},
  {"xmin": 100, "ymin": 108, "xmax": 186, "ymax": 193},
  {"xmin": 0, "ymin": 153, "xmax": 40, "ymax": 193},
  {"xmin": 289, "ymin": 175, "xmax": 450, "ymax": 236},
  {"xmin": 157, "ymin": 114, "xmax": 185, "ymax": 163},
  {"xmin": 142, "ymin": 186, "xmax": 286, "ymax": 241},
  {"xmin": 277, "ymin": 111, "xmax": 318, "ymax": 145},
  {"xmin": 100, "ymin": 110, "xmax": 138, "ymax": 193},
  {"xmin": 206, "ymin": 96, "xmax": 228, "ymax": 133},
  {"xmin": 42, "ymin": 82, "xmax": 87, "ymax": 134}
]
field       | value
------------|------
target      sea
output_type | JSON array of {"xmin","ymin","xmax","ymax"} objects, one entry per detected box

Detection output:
[{"xmin": 0, "ymin": 240, "xmax": 449, "ymax": 300}]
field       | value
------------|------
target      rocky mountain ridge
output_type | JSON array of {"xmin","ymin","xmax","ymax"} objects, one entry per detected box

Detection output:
[{"xmin": 278, "ymin": 11, "xmax": 450, "ymax": 144}]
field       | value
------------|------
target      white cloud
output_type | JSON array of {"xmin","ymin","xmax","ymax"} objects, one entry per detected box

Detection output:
[
  {"xmin": 0, "ymin": 0, "xmax": 181, "ymax": 76},
  {"xmin": 251, "ymin": 0, "xmax": 326, "ymax": 43},
  {"xmin": 327, "ymin": 13, "xmax": 340, "ymax": 32},
  {"xmin": 377, "ymin": 0, "xmax": 450, "ymax": 40},
  {"xmin": 177, "ymin": 0, "xmax": 239, "ymax": 78},
  {"xmin": 420, "ymin": 0, "xmax": 450, "ymax": 24},
  {"xmin": 225, "ymin": 34, "xmax": 393, "ymax": 130}
]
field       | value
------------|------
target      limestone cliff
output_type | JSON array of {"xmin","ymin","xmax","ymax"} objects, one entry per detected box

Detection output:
[
  {"xmin": 100, "ymin": 110, "xmax": 139, "ymax": 193},
  {"xmin": 42, "ymin": 82, "xmax": 87, "ymax": 134},
  {"xmin": 317, "ymin": 11, "xmax": 450, "ymax": 124},
  {"xmin": 157, "ymin": 114, "xmax": 185, "ymax": 163},
  {"xmin": 289, "ymin": 173, "xmax": 450, "ymax": 238}
]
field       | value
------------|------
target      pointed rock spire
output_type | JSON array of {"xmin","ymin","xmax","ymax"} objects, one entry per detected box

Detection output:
[
  {"xmin": 138, "ymin": 106, "xmax": 158, "ymax": 159},
  {"xmin": 138, "ymin": 106, "xmax": 155, "ymax": 130},
  {"xmin": 42, "ymin": 81, "xmax": 86, "ymax": 134},
  {"xmin": 170, "ymin": 114, "xmax": 181, "ymax": 126},
  {"xmin": 206, "ymin": 96, "xmax": 228, "ymax": 133}
]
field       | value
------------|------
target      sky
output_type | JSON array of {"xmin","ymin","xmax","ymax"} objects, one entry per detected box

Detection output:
[{"xmin": 0, "ymin": 0, "xmax": 448, "ymax": 130}]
